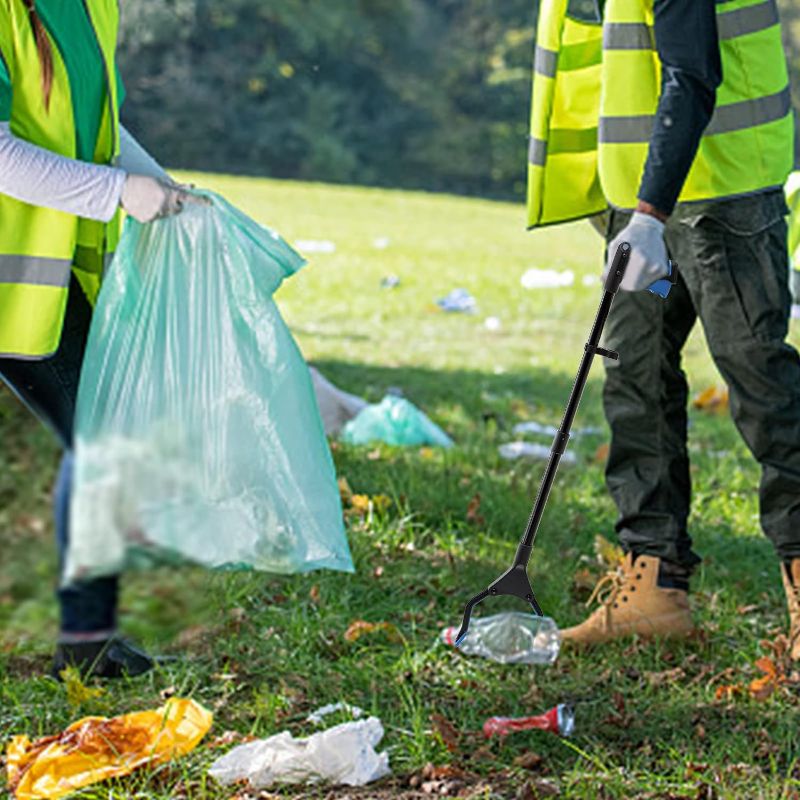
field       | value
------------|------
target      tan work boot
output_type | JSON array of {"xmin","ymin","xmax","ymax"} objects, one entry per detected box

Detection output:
[
  {"xmin": 562, "ymin": 553, "xmax": 694, "ymax": 645},
  {"xmin": 780, "ymin": 560, "xmax": 800, "ymax": 660}
]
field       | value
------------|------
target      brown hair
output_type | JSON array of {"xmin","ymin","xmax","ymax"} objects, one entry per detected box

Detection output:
[{"xmin": 22, "ymin": 0, "xmax": 53, "ymax": 110}]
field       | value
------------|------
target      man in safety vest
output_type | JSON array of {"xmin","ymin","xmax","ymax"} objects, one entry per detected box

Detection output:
[{"xmin": 527, "ymin": 0, "xmax": 800, "ymax": 653}]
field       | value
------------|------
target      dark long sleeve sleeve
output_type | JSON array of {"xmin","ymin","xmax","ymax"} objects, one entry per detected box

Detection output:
[{"xmin": 637, "ymin": 0, "xmax": 722, "ymax": 216}]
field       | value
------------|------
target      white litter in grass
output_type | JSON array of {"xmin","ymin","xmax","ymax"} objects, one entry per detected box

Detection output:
[
  {"xmin": 208, "ymin": 718, "xmax": 391, "ymax": 788},
  {"xmin": 582, "ymin": 274, "xmax": 600, "ymax": 286},
  {"xmin": 512, "ymin": 421, "xmax": 603, "ymax": 437},
  {"xmin": 499, "ymin": 441, "xmax": 577, "ymax": 465},
  {"xmin": 484, "ymin": 316, "xmax": 501, "ymax": 331},
  {"xmin": 373, "ymin": 237, "xmax": 391, "ymax": 250},
  {"xmin": 437, "ymin": 288, "xmax": 477, "ymax": 313},
  {"xmin": 520, "ymin": 268, "xmax": 574, "ymax": 289},
  {"xmin": 296, "ymin": 240, "xmax": 337, "ymax": 254},
  {"xmin": 307, "ymin": 702, "xmax": 364, "ymax": 725}
]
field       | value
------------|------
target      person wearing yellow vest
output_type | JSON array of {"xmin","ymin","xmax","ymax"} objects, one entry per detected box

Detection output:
[
  {"xmin": 0, "ymin": 0, "xmax": 200, "ymax": 678},
  {"xmin": 527, "ymin": 0, "xmax": 800, "ymax": 654}
]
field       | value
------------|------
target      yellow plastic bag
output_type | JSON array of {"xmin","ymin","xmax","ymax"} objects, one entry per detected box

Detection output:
[{"xmin": 7, "ymin": 698, "xmax": 212, "ymax": 800}]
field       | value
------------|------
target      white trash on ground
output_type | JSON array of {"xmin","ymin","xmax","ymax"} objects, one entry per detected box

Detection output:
[
  {"xmin": 208, "ymin": 718, "xmax": 391, "ymax": 789},
  {"xmin": 306, "ymin": 702, "xmax": 364, "ymax": 725},
  {"xmin": 499, "ymin": 441, "xmax": 577, "ymax": 464},
  {"xmin": 295, "ymin": 239, "xmax": 337, "ymax": 253},
  {"xmin": 520, "ymin": 268, "xmax": 574, "ymax": 289},
  {"xmin": 437, "ymin": 287, "xmax": 477, "ymax": 313},
  {"xmin": 512, "ymin": 421, "xmax": 602, "ymax": 437}
]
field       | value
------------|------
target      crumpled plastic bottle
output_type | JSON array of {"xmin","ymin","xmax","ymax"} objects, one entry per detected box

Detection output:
[{"xmin": 441, "ymin": 611, "xmax": 561, "ymax": 665}]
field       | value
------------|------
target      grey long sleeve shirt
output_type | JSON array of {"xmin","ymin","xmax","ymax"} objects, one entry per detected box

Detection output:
[{"xmin": 637, "ymin": 0, "xmax": 723, "ymax": 215}]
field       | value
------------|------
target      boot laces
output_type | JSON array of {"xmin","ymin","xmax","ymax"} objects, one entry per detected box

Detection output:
[{"xmin": 585, "ymin": 565, "xmax": 627, "ymax": 610}]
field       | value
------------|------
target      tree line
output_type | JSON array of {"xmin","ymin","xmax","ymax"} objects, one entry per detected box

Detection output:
[{"xmin": 118, "ymin": 0, "xmax": 800, "ymax": 201}]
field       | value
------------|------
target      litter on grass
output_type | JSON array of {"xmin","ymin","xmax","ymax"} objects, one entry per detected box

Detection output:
[
  {"xmin": 484, "ymin": 316, "xmax": 502, "ymax": 331},
  {"xmin": 373, "ymin": 237, "xmax": 391, "ymax": 250},
  {"xmin": 441, "ymin": 612, "xmax": 561, "ymax": 665},
  {"xmin": 381, "ymin": 274, "xmax": 401, "ymax": 289},
  {"xmin": 208, "ymin": 718, "xmax": 390, "ymax": 789},
  {"xmin": 342, "ymin": 395, "xmax": 453, "ymax": 448},
  {"xmin": 513, "ymin": 421, "xmax": 602, "ymax": 438},
  {"xmin": 295, "ymin": 239, "xmax": 337, "ymax": 253},
  {"xmin": 499, "ymin": 441, "xmax": 577, "ymax": 464},
  {"xmin": 307, "ymin": 703, "xmax": 364, "ymax": 725},
  {"xmin": 483, "ymin": 704, "xmax": 575, "ymax": 739},
  {"xmin": 520, "ymin": 268, "xmax": 574, "ymax": 289},
  {"xmin": 437, "ymin": 288, "xmax": 477, "ymax": 313},
  {"xmin": 6, "ymin": 699, "xmax": 212, "ymax": 800}
]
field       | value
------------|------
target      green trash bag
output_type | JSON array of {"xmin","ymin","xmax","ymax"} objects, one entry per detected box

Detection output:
[
  {"xmin": 341, "ymin": 395, "xmax": 454, "ymax": 448},
  {"xmin": 65, "ymin": 192, "xmax": 354, "ymax": 584}
]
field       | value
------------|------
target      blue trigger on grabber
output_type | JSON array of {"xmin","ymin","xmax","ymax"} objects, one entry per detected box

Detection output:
[{"xmin": 648, "ymin": 260, "xmax": 677, "ymax": 299}]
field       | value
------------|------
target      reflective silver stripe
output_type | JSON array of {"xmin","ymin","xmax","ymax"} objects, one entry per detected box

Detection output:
[
  {"xmin": 599, "ymin": 115, "xmax": 654, "ymax": 144},
  {"xmin": 534, "ymin": 45, "xmax": 558, "ymax": 78},
  {"xmin": 704, "ymin": 86, "xmax": 791, "ymax": 135},
  {"xmin": 603, "ymin": 22, "xmax": 653, "ymax": 50},
  {"xmin": 529, "ymin": 137, "xmax": 547, "ymax": 166},
  {"xmin": 0, "ymin": 255, "xmax": 72, "ymax": 287},
  {"xmin": 717, "ymin": 0, "xmax": 779, "ymax": 40},
  {"xmin": 603, "ymin": 0, "xmax": 777, "ymax": 51},
  {"xmin": 600, "ymin": 86, "xmax": 791, "ymax": 143}
]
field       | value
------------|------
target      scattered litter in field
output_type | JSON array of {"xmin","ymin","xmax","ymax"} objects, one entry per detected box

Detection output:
[
  {"xmin": 307, "ymin": 702, "xmax": 364, "ymax": 725},
  {"xmin": 520, "ymin": 268, "xmax": 574, "ymax": 289},
  {"xmin": 7, "ymin": 699, "xmax": 212, "ymax": 800},
  {"xmin": 373, "ymin": 237, "xmax": 391, "ymax": 250},
  {"xmin": 381, "ymin": 274, "xmax": 401, "ymax": 289},
  {"xmin": 208, "ymin": 718, "xmax": 390, "ymax": 788},
  {"xmin": 295, "ymin": 239, "xmax": 337, "ymax": 254},
  {"xmin": 342, "ymin": 395, "xmax": 453, "ymax": 448},
  {"xmin": 483, "ymin": 704, "xmax": 575, "ymax": 738},
  {"xmin": 692, "ymin": 385, "xmax": 729, "ymax": 413},
  {"xmin": 310, "ymin": 368, "xmax": 368, "ymax": 437},
  {"xmin": 484, "ymin": 316, "xmax": 501, "ymax": 331},
  {"xmin": 437, "ymin": 288, "xmax": 477, "ymax": 313},
  {"xmin": 512, "ymin": 421, "xmax": 602, "ymax": 438},
  {"xmin": 498, "ymin": 441, "xmax": 576, "ymax": 464}
]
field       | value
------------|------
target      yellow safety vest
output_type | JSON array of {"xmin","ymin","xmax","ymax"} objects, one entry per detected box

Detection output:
[
  {"xmin": 527, "ymin": 0, "xmax": 795, "ymax": 228},
  {"xmin": 0, "ymin": 0, "xmax": 121, "ymax": 359},
  {"xmin": 787, "ymin": 172, "xmax": 800, "ymax": 270}
]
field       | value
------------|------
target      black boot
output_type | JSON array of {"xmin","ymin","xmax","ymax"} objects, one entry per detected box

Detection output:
[{"xmin": 52, "ymin": 637, "xmax": 154, "ymax": 680}]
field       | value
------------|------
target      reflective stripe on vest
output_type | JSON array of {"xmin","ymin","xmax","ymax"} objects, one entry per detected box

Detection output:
[
  {"xmin": 787, "ymin": 172, "xmax": 800, "ymax": 270},
  {"xmin": 598, "ymin": 0, "xmax": 794, "ymax": 209},
  {"xmin": 0, "ymin": 0, "xmax": 121, "ymax": 359}
]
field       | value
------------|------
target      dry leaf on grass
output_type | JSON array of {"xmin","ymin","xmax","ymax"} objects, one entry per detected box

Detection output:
[
  {"xmin": 692, "ymin": 385, "xmax": 729, "ymax": 413},
  {"xmin": 466, "ymin": 493, "xmax": 486, "ymax": 527},
  {"xmin": 344, "ymin": 620, "xmax": 402, "ymax": 643},
  {"xmin": 594, "ymin": 443, "xmax": 610, "ymax": 464},
  {"xmin": 430, "ymin": 713, "xmax": 460, "ymax": 753},
  {"xmin": 644, "ymin": 667, "xmax": 686, "ymax": 687},
  {"xmin": 749, "ymin": 657, "xmax": 784, "ymax": 701}
]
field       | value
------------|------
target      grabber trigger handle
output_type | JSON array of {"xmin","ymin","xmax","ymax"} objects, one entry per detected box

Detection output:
[{"xmin": 648, "ymin": 260, "xmax": 678, "ymax": 299}]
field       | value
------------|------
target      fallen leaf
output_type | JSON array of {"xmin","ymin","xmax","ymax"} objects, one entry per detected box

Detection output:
[
  {"xmin": 309, "ymin": 585, "xmax": 320, "ymax": 603},
  {"xmin": 644, "ymin": 667, "xmax": 686, "ymax": 687},
  {"xmin": 338, "ymin": 477, "xmax": 353, "ymax": 503},
  {"xmin": 466, "ymin": 493, "xmax": 486, "ymax": 527},
  {"xmin": 715, "ymin": 683, "xmax": 743, "ymax": 702},
  {"xmin": 344, "ymin": 620, "xmax": 402, "ymax": 643},
  {"xmin": 594, "ymin": 534, "xmax": 625, "ymax": 568},
  {"xmin": 749, "ymin": 656, "xmax": 783, "ymax": 701},
  {"xmin": 692, "ymin": 385, "xmax": 729, "ymax": 413},
  {"xmin": 430, "ymin": 713, "xmax": 460, "ymax": 752},
  {"xmin": 594, "ymin": 443, "xmax": 610, "ymax": 463},
  {"xmin": 514, "ymin": 751, "xmax": 544, "ymax": 771}
]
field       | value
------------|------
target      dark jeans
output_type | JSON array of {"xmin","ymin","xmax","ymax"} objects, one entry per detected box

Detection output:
[
  {"xmin": 603, "ymin": 190, "xmax": 800, "ymax": 572},
  {"xmin": 0, "ymin": 280, "xmax": 118, "ymax": 635}
]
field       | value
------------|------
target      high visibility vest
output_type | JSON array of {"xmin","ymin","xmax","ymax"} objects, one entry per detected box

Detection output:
[
  {"xmin": 787, "ymin": 172, "xmax": 800, "ymax": 270},
  {"xmin": 527, "ymin": 0, "xmax": 795, "ymax": 228},
  {"xmin": 0, "ymin": 0, "xmax": 121, "ymax": 359}
]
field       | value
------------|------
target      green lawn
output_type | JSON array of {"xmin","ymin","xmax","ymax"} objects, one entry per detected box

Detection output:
[{"xmin": 2, "ymin": 174, "xmax": 799, "ymax": 799}]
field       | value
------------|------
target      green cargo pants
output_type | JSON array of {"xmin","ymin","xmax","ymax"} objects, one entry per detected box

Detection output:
[{"xmin": 603, "ymin": 189, "xmax": 800, "ymax": 572}]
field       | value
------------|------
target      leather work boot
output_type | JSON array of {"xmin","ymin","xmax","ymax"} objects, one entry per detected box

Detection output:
[
  {"xmin": 781, "ymin": 560, "xmax": 800, "ymax": 660},
  {"xmin": 52, "ymin": 637, "xmax": 155, "ymax": 681},
  {"xmin": 562, "ymin": 553, "xmax": 694, "ymax": 645}
]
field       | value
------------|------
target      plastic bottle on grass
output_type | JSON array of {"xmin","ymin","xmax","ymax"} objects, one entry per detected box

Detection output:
[{"xmin": 441, "ymin": 611, "xmax": 560, "ymax": 665}]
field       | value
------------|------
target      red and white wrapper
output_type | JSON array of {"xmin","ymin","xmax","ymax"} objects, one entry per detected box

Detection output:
[{"xmin": 483, "ymin": 704, "xmax": 575, "ymax": 738}]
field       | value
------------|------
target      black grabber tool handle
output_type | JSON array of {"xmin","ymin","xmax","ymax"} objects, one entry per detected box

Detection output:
[{"xmin": 454, "ymin": 242, "xmax": 632, "ymax": 647}]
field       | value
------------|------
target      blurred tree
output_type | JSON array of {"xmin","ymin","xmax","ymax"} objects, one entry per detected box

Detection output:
[{"xmin": 117, "ymin": 0, "xmax": 798, "ymax": 199}]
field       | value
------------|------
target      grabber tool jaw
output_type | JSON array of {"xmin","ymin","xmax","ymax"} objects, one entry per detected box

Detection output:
[{"xmin": 454, "ymin": 544, "xmax": 543, "ymax": 647}]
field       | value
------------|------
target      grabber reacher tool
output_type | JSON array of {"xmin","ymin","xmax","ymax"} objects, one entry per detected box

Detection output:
[{"xmin": 454, "ymin": 242, "xmax": 678, "ymax": 647}]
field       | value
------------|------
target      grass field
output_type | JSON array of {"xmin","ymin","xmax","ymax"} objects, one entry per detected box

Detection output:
[{"xmin": 2, "ymin": 174, "xmax": 800, "ymax": 799}]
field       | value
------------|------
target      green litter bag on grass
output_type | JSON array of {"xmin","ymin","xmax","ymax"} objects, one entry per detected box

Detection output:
[{"xmin": 65, "ymin": 193, "xmax": 354, "ymax": 584}]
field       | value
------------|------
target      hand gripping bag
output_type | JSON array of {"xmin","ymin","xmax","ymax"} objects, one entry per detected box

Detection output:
[{"xmin": 65, "ymin": 193, "xmax": 354, "ymax": 584}]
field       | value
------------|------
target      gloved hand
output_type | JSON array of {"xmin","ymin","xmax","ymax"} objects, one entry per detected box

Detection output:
[
  {"xmin": 120, "ymin": 174, "xmax": 195, "ymax": 223},
  {"xmin": 603, "ymin": 211, "xmax": 670, "ymax": 292}
]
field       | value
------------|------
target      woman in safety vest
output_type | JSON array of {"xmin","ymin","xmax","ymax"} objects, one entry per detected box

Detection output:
[{"xmin": 0, "ymin": 0, "xmax": 197, "ymax": 678}]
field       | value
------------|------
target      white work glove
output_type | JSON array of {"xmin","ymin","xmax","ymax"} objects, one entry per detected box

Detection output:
[
  {"xmin": 604, "ymin": 211, "xmax": 670, "ymax": 292},
  {"xmin": 120, "ymin": 174, "xmax": 196, "ymax": 223}
]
